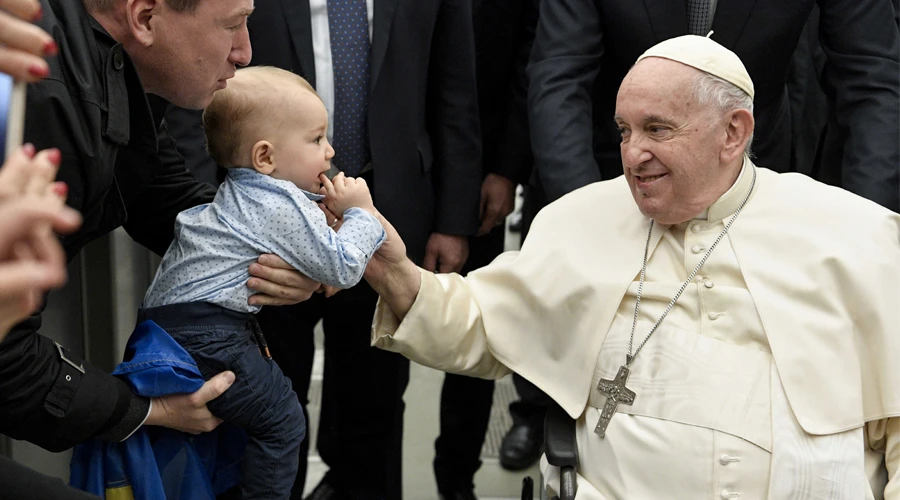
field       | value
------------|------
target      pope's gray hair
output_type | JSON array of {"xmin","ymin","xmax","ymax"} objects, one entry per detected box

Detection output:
[{"xmin": 691, "ymin": 72, "xmax": 754, "ymax": 157}]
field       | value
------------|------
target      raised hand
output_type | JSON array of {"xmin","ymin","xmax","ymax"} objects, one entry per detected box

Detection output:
[{"xmin": 318, "ymin": 172, "xmax": 376, "ymax": 217}]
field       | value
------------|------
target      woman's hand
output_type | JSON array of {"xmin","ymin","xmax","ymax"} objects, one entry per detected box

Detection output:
[
  {"xmin": 0, "ymin": 145, "xmax": 82, "ymax": 340},
  {"xmin": 0, "ymin": 0, "xmax": 57, "ymax": 82}
]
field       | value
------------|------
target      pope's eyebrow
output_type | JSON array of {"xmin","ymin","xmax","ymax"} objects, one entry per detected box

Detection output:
[
  {"xmin": 613, "ymin": 114, "xmax": 678, "ymax": 128},
  {"xmin": 641, "ymin": 115, "xmax": 678, "ymax": 127}
]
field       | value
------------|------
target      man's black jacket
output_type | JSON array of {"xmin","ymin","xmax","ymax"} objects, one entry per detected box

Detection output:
[{"xmin": 0, "ymin": 0, "xmax": 215, "ymax": 451}]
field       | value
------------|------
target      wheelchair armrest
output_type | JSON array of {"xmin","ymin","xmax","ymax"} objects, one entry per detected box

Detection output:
[
  {"xmin": 543, "ymin": 403, "xmax": 577, "ymax": 468},
  {"xmin": 521, "ymin": 477, "xmax": 533, "ymax": 500}
]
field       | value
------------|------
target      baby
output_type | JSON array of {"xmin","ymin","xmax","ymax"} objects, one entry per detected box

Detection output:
[{"xmin": 139, "ymin": 66, "xmax": 385, "ymax": 499}]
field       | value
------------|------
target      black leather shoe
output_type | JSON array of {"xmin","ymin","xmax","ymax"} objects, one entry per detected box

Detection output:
[
  {"xmin": 304, "ymin": 480, "xmax": 349, "ymax": 500},
  {"xmin": 499, "ymin": 422, "xmax": 543, "ymax": 471},
  {"xmin": 438, "ymin": 489, "xmax": 478, "ymax": 500}
]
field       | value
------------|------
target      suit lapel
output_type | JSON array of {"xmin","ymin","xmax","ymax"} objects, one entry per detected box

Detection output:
[
  {"xmin": 642, "ymin": 0, "xmax": 689, "ymax": 43},
  {"xmin": 710, "ymin": 0, "xmax": 759, "ymax": 49},
  {"xmin": 371, "ymin": 0, "xmax": 400, "ymax": 88},
  {"xmin": 280, "ymin": 0, "xmax": 317, "ymax": 84}
]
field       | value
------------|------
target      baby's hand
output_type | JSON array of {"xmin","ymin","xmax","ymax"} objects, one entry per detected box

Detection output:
[{"xmin": 319, "ymin": 172, "xmax": 376, "ymax": 217}]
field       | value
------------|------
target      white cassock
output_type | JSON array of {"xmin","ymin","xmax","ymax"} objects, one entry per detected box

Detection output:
[{"xmin": 372, "ymin": 160, "xmax": 900, "ymax": 499}]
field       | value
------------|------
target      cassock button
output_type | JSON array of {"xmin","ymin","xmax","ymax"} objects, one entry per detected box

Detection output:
[
  {"xmin": 691, "ymin": 245, "xmax": 705, "ymax": 254},
  {"xmin": 704, "ymin": 280, "xmax": 715, "ymax": 289},
  {"xmin": 691, "ymin": 223, "xmax": 703, "ymax": 234},
  {"xmin": 720, "ymin": 490, "xmax": 739, "ymax": 499},
  {"xmin": 719, "ymin": 454, "xmax": 732, "ymax": 465},
  {"xmin": 709, "ymin": 312, "xmax": 721, "ymax": 321}
]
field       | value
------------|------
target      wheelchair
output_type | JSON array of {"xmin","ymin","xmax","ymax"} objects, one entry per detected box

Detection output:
[{"xmin": 520, "ymin": 404, "xmax": 577, "ymax": 500}]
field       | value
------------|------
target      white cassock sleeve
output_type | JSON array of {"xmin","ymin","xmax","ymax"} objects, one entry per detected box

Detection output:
[
  {"xmin": 372, "ymin": 268, "xmax": 512, "ymax": 380},
  {"xmin": 868, "ymin": 418, "xmax": 900, "ymax": 498}
]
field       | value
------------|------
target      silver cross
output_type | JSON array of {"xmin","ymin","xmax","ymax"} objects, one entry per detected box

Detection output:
[{"xmin": 594, "ymin": 364, "xmax": 636, "ymax": 438}]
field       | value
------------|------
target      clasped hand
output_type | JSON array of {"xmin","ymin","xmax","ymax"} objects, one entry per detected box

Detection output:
[{"xmin": 0, "ymin": 146, "xmax": 81, "ymax": 340}]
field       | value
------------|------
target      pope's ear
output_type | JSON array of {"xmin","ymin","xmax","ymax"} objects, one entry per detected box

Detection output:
[
  {"xmin": 126, "ymin": 0, "xmax": 160, "ymax": 47},
  {"xmin": 251, "ymin": 141, "xmax": 277, "ymax": 175},
  {"xmin": 722, "ymin": 108, "xmax": 754, "ymax": 162}
]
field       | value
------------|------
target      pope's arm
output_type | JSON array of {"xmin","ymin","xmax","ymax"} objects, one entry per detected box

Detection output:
[
  {"xmin": 869, "ymin": 417, "xmax": 900, "ymax": 497},
  {"xmin": 365, "ymin": 215, "xmax": 511, "ymax": 379}
]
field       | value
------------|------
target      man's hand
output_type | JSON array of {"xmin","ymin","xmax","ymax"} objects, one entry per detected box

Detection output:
[
  {"xmin": 422, "ymin": 233, "xmax": 469, "ymax": 274},
  {"xmin": 247, "ymin": 254, "xmax": 322, "ymax": 306},
  {"xmin": 0, "ymin": 0, "xmax": 57, "ymax": 82},
  {"xmin": 477, "ymin": 173, "xmax": 516, "ymax": 236},
  {"xmin": 318, "ymin": 172, "xmax": 375, "ymax": 216},
  {"xmin": 317, "ymin": 201, "xmax": 343, "ymax": 232},
  {"xmin": 146, "ymin": 371, "xmax": 235, "ymax": 434}
]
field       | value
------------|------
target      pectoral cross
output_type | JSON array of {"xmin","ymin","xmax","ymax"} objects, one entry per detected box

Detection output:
[{"xmin": 594, "ymin": 364, "xmax": 636, "ymax": 438}]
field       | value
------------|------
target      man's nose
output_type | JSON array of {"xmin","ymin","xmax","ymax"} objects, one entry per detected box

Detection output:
[
  {"xmin": 230, "ymin": 28, "xmax": 253, "ymax": 67},
  {"xmin": 621, "ymin": 136, "xmax": 652, "ymax": 168}
]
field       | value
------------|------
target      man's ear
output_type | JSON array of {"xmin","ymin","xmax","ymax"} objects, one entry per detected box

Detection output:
[
  {"xmin": 251, "ymin": 141, "xmax": 277, "ymax": 175},
  {"xmin": 721, "ymin": 108, "xmax": 754, "ymax": 163},
  {"xmin": 125, "ymin": 0, "xmax": 161, "ymax": 47}
]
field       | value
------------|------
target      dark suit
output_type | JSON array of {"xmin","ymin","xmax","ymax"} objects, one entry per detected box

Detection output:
[
  {"xmin": 165, "ymin": 1, "xmax": 481, "ymax": 498},
  {"xmin": 433, "ymin": 0, "xmax": 536, "ymax": 494},
  {"xmin": 810, "ymin": 0, "xmax": 900, "ymax": 201},
  {"xmin": 527, "ymin": 0, "xmax": 900, "ymax": 210}
]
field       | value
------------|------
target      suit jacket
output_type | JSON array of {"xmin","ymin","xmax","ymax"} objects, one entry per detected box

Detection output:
[
  {"xmin": 527, "ymin": 0, "xmax": 900, "ymax": 210},
  {"xmin": 811, "ymin": 0, "xmax": 900, "ymax": 208},
  {"xmin": 472, "ymin": 0, "xmax": 538, "ymax": 186},
  {"xmin": 166, "ymin": 0, "xmax": 482, "ymax": 263}
]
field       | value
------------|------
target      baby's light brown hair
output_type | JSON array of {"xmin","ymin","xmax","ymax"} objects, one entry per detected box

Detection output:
[{"xmin": 203, "ymin": 66, "xmax": 318, "ymax": 167}]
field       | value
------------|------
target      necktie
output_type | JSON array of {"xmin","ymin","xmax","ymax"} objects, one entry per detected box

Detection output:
[
  {"xmin": 686, "ymin": 0, "xmax": 711, "ymax": 36},
  {"xmin": 328, "ymin": 0, "xmax": 371, "ymax": 176}
]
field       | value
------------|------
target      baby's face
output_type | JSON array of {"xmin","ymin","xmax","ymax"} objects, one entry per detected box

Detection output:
[{"xmin": 270, "ymin": 91, "xmax": 334, "ymax": 192}]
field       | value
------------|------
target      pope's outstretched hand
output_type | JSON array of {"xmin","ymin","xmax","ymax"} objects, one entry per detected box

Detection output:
[{"xmin": 364, "ymin": 211, "xmax": 421, "ymax": 320}]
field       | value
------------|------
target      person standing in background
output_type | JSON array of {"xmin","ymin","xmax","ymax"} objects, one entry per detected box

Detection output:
[{"xmin": 433, "ymin": 0, "xmax": 537, "ymax": 498}]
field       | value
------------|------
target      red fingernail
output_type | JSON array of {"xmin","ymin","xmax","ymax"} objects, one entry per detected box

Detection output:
[
  {"xmin": 22, "ymin": 143, "xmax": 35, "ymax": 158},
  {"xmin": 33, "ymin": 6, "xmax": 43, "ymax": 21},
  {"xmin": 47, "ymin": 149, "xmax": 61, "ymax": 166},
  {"xmin": 44, "ymin": 40, "xmax": 58, "ymax": 57},
  {"xmin": 52, "ymin": 182, "xmax": 68, "ymax": 198},
  {"xmin": 28, "ymin": 64, "xmax": 49, "ymax": 78}
]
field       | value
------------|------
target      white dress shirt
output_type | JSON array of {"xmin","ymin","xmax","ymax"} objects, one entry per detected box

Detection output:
[{"xmin": 309, "ymin": 0, "xmax": 374, "ymax": 143}]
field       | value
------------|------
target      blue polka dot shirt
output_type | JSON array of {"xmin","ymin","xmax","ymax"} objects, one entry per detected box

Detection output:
[{"xmin": 144, "ymin": 168, "xmax": 386, "ymax": 313}]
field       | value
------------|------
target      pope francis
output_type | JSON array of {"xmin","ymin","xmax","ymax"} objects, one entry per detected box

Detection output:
[{"xmin": 363, "ymin": 35, "xmax": 899, "ymax": 499}]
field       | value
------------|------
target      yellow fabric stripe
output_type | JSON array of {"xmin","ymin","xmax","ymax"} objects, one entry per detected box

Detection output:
[{"xmin": 105, "ymin": 485, "xmax": 135, "ymax": 500}]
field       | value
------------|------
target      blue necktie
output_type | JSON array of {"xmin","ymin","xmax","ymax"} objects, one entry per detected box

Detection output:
[{"xmin": 328, "ymin": 0, "xmax": 371, "ymax": 176}]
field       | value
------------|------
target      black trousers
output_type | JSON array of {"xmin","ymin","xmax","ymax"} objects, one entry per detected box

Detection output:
[
  {"xmin": 433, "ymin": 225, "xmax": 506, "ymax": 493},
  {"xmin": 257, "ymin": 282, "xmax": 410, "ymax": 500}
]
